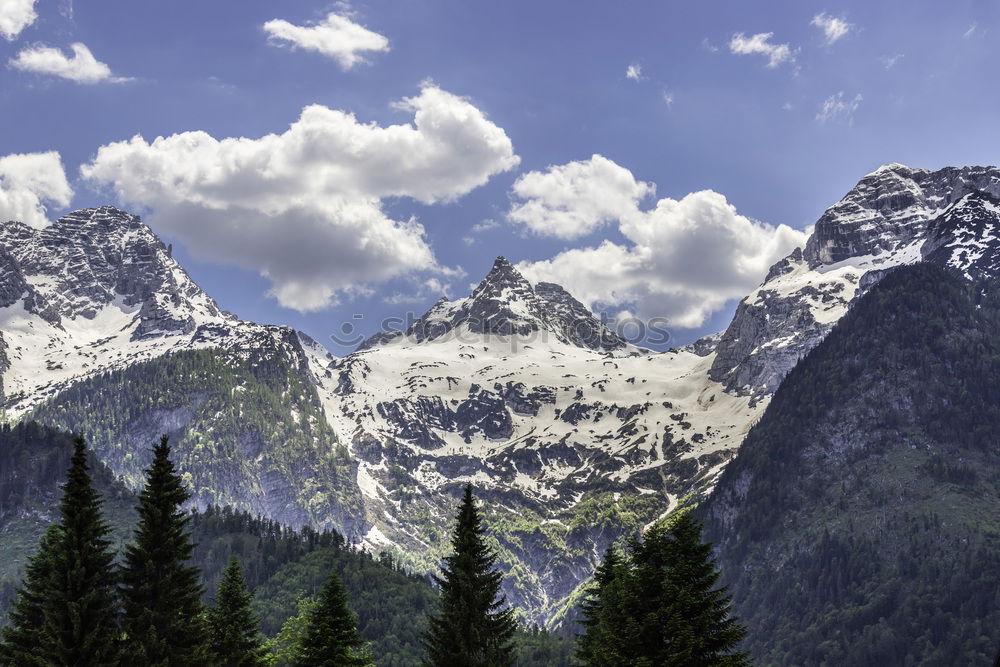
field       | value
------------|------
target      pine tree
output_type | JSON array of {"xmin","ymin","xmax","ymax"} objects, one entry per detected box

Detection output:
[
  {"xmin": 629, "ymin": 512, "xmax": 749, "ymax": 667},
  {"xmin": 296, "ymin": 568, "xmax": 371, "ymax": 666},
  {"xmin": 208, "ymin": 555, "xmax": 267, "ymax": 666},
  {"xmin": 121, "ymin": 436, "xmax": 210, "ymax": 665},
  {"xmin": 422, "ymin": 484, "xmax": 517, "ymax": 667},
  {"xmin": 0, "ymin": 525, "xmax": 60, "ymax": 665},
  {"xmin": 1, "ymin": 437, "xmax": 121, "ymax": 665},
  {"xmin": 575, "ymin": 546, "xmax": 632, "ymax": 666}
]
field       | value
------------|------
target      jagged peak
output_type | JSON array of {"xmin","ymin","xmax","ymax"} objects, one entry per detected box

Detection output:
[
  {"xmin": 473, "ymin": 256, "xmax": 532, "ymax": 293},
  {"xmin": 866, "ymin": 162, "xmax": 922, "ymax": 177}
]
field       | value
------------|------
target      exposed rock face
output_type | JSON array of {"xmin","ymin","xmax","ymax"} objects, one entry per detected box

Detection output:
[
  {"xmin": 0, "ymin": 206, "xmax": 227, "ymax": 336},
  {"xmin": 320, "ymin": 257, "xmax": 761, "ymax": 622},
  {"xmin": 921, "ymin": 190, "xmax": 1000, "ymax": 280},
  {"xmin": 711, "ymin": 164, "xmax": 1000, "ymax": 397},
  {"xmin": 360, "ymin": 256, "xmax": 629, "ymax": 352},
  {"xmin": 804, "ymin": 164, "xmax": 1000, "ymax": 266}
]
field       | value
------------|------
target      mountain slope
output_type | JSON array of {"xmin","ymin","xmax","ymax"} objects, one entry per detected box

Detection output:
[
  {"xmin": 0, "ymin": 206, "xmax": 366, "ymax": 538},
  {"xmin": 710, "ymin": 164, "xmax": 1000, "ymax": 397},
  {"xmin": 4, "ymin": 165, "xmax": 1000, "ymax": 626},
  {"xmin": 319, "ymin": 257, "xmax": 762, "ymax": 620},
  {"xmin": 700, "ymin": 263, "xmax": 1000, "ymax": 665}
]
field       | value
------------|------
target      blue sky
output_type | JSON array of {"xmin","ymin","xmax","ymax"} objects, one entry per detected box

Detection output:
[{"xmin": 1, "ymin": 0, "xmax": 998, "ymax": 353}]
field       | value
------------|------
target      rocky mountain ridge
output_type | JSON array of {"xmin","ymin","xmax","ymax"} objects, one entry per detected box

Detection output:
[
  {"xmin": 3, "ymin": 163, "xmax": 1000, "ymax": 624},
  {"xmin": 710, "ymin": 163, "xmax": 1000, "ymax": 397}
]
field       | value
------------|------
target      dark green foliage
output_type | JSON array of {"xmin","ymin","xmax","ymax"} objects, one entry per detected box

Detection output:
[
  {"xmin": 423, "ymin": 485, "xmax": 517, "ymax": 667},
  {"xmin": 209, "ymin": 555, "xmax": 266, "ymax": 666},
  {"xmin": 187, "ymin": 507, "xmax": 437, "ymax": 666},
  {"xmin": 121, "ymin": 436, "xmax": 210, "ymax": 665},
  {"xmin": 45, "ymin": 436, "xmax": 122, "ymax": 665},
  {"xmin": 702, "ymin": 263, "xmax": 1000, "ymax": 665},
  {"xmin": 576, "ymin": 514, "xmax": 748, "ymax": 666},
  {"xmin": 1, "ymin": 437, "xmax": 122, "ymax": 665},
  {"xmin": 0, "ymin": 421, "xmax": 134, "ymax": 616},
  {"xmin": 0, "ymin": 525, "xmax": 60, "ymax": 665},
  {"xmin": 296, "ymin": 569, "xmax": 371, "ymax": 666},
  {"xmin": 575, "ymin": 546, "xmax": 630, "ymax": 666},
  {"xmin": 511, "ymin": 626, "xmax": 575, "ymax": 667},
  {"xmin": 0, "ymin": 426, "xmax": 570, "ymax": 665}
]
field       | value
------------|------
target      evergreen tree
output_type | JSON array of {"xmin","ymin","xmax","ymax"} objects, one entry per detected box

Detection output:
[
  {"xmin": 208, "ymin": 555, "xmax": 266, "ymax": 666},
  {"xmin": 296, "ymin": 568, "xmax": 371, "ymax": 666},
  {"xmin": 575, "ymin": 546, "xmax": 631, "ymax": 667},
  {"xmin": 0, "ymin": 526, "xmax": 60, "ymax": 665},
  {"xmin": 264, "ymin": 596, "xmax": 318, "ymax": 666},
  {"xmin": 629, "ymin": 512, "xmax": 749, "ymax": 667},
  {"xmin": 1, "ymin": 437, "xmax": 121, "ymax": 665},
  {"xmin": 423, "ymin": 484, "xmax": 517, "ymax": 667},
  {"xmin": 121, "ymin": 436, "xmax": 210, "ymax": 665}
]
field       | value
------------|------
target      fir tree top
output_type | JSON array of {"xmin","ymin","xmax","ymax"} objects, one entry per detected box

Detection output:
[
  {"xmin": 121, "ymin": 435, "xmax": 210, "ymax": 665},
  {"xmin": 423, "ymin": 484, "xmax": 516, "ymax": 667},
  {"xmin": 296, "ymin": 567, "xmax": 371, "ymax": 666},
  {"xmin": 209, "ymin": 555, "xmax": 267, "ymax": 666}
]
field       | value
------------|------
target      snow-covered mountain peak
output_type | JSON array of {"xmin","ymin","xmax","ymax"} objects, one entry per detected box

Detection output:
[
  {"xmin": 0, "ymin": 206, "xmax": 227, "ymax": 332},
  {"xmin": 711, "ymin": 164, "xmax": 1000, "ymax": 397},
  {"xmin": 805, "ymin": 164, "xmax": 1000, "ymax": 267},
  {"xmin": 0, "ymin": 206, "xmax": 315, "ymax": 416},
  {"xmin": 358, "ymin": 255, "xmax": 631, "ymax": 353}
]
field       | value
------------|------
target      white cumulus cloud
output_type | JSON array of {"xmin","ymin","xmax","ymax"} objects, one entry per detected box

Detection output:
[
  {"xmin": 509, "ymin": 155, "xmax": 654, "ymax": 240},
  {"xmin": 0, "ymin": 151, "xmax": 74, "ymax": 229},
  {"xmin": 81, "ymin": 85, "xmax": 519, "ymax": 312},
  {"xmin": 816, "ymin": 91, "xmax": 862, "ymax": 124},
  {"xmin": 625, "ymin": 64, "xmax": 643, "ymax": 81},
  {"xmin": 9, "ymin": 42, "xmax": 129, "ymax": 84},
  {"xmin": 729, "ymin": 32, "xmax": 796, "ymax": 68},
  {"xmin": 514, "ymin": 156, "xmax": 806, "ymax": 328},
  {"xmin": 812, "ymin": 12, "xmax": 853, "ymax": 45},
  {"xmin": 264, "ymin": 11, "xmax": 389, "ymax": 69},
  {"xmin": 0, "ymin": 0, "xmax": 37, "ymax": 41}
]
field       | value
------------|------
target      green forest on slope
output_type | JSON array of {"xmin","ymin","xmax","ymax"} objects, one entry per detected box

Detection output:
[
  {"xmin": 28, "ymin": 347, "xmax": 363, "ymax": 530},
  {"xmin": 701, "ymin": 263, "xmax": 1000, "ymax": 666},
  {"xmin": 0, "ymin": 422, "xmax": 574, "ymax": 665}
]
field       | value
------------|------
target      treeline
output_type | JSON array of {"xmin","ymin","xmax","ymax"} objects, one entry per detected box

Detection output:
[{"xmin": 0, "ymin": 430, "xmax": 746, "ymax": 665}]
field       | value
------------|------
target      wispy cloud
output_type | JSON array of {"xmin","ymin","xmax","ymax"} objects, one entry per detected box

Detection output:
[
  {"xmin": 662, "ymin": 90, "xmax": 674, "ymax": 109},
  {"xmin": 264, "ymin": 11, "xmax": 389, "ymax": 69},
  {"xmin": 963, "ymin": 23, "xmax": 980, "ymax": 39},
  {"xmin": 729, "ymin": 32, "xmax": 796, "ymax": 68},
  {"xmin": 625, "ymin": 63, "xmax": 643, "ymax": 81},
  {"xmin": 816, "ymin": 92, "xmax": 862, "ymax": 124},
  {"xmin": 9, "ymin": 42, "xmax": 130, "ymax": 84},
  {"xmin": 881, "ymin": 53, "xmax": 904, "ymax": 69},
  {"xmin": 811, "ymin": 12, "xmax": 853, "ymax": 45},
  {"xmin": 463, "ymin": 218, "xmax": 501, "ymax": 245}
]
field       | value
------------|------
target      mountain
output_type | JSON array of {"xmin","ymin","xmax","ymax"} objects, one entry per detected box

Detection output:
[
  {"xmin": 318, "ymin": 256, "xmax": 762, "ymax": 620},
  {"xmin": 0, "ymin": 206, "xmax": 365, "ymax": 535},
  {"xmin": 710, "ymin": 163, "xmax": 1000, "ymax": 397},
  {"xmin": 700, "ymin": 263, "xmax": 1000, "ymax": 665},
  {"xmin": 3, "ymin": 164, "xmax": 1000, "ymax": 626}
]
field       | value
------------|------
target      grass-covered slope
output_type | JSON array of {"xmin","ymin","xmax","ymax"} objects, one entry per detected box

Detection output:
[
  {"xmin": 701, "ymin": 263, "xmax": 1000, "ymax": 665},
  {"xmin": 28, "ymin": 347, "xmax": 364, "ymax": 536}
]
